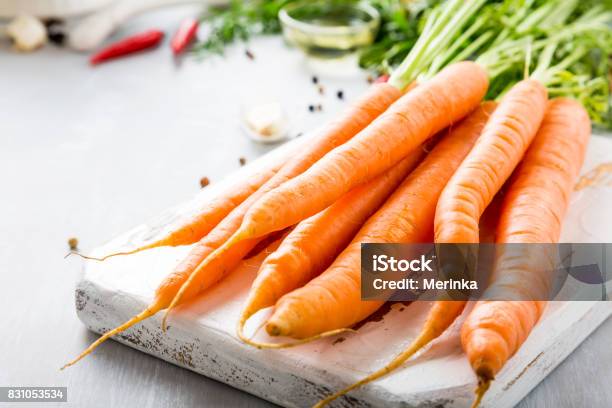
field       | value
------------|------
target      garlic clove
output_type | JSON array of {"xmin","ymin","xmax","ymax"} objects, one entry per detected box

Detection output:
[
  {"xmin": 7, "ymin": 14, "xmax": 47, "ymax": 52},
  {"xmin": 242, "ymin": 101, "xmax": 289, "ymax": 143}
]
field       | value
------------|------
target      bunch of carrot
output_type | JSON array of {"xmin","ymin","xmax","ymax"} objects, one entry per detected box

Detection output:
[
  {"xmin": 64, "ymin": 0, "xmax": 484, "ymax": 366},
  {"xmin": 65, "ymin": 0, "xmax": 604, "ymax": 406}
]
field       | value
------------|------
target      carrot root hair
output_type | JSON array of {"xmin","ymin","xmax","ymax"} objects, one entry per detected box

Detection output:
[
  {"xmin": 239, "ymin": 327, "xmax": 355, "ymax": 350},
  {"xmin": 67, "ymin": 245, "xmax": 155, "ymax": 262},
  {"xmin": 470, "ymin": 376, "xmax": 491, "ymax": 408},
  {"xmin": 160, "ymin": 229, "xmax": 248, "ymax": 332},
  {"xmin": 236, "ymin": 312, "xmax": 268, "ymax": 345},
  {"xmin": 61, "ymin": 304, "xmax": 160, "ymax": 370},
  {"xmin": 314, "ymin": 328, "xmax": 435, "ymax": 408},
  {"xmin": 236, "ymin": 307, "xmax": 256, "ymax": 342}
]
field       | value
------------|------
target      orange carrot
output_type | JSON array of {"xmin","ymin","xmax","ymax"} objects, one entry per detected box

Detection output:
[
  {"xmin": 159, "ymin": 83, "xmax": 406, "ymax": 327},
  {"xmin": 400, "ymin": 80, "xmax": 549, "ymax": 377},
  {"xmin": 435, "ymin": 79, "xmax": 549, "ymax": 244},
  {"xmin": 156, "ymin": 166, "xmax": 276, "ymax": 245},
  {"xmin": 162, "ymin": 62, "xmax": 488, "ymax": 323},
  {"xmin": 62, "ymin": 83, "xmax": 403, "ymax": 368},
  {"xmin": 265, "ymin": 102, "xmax": 495, "ymax": 343},
  {"xmin": 237, "ymin": 148, "xmax": 425, "ymax": 345},
  {"xmin": 426, "ymin": 80, "xmax": 548, "ymax": 336},
  {"xmin": 462, "ymin": 98, "xmax": 591, "ymax": 408},
  {"xmin": 234, "ymin": 62, "xmax": 489, "ymax": 242},
  {"xmin": 315, "ymin": 103, "xmax": 510, "ymax": 407},
  {"xmin": 329, "ymin": 80, "xmax": 550, "ymax": 406},
  {"xmin": 74, "ymin": 154, "xmax": 287, "ymax": 262}
]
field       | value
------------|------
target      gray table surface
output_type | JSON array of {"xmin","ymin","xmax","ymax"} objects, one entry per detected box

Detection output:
[{"xmin": 1, "ymin": 6, "xmax": 611, "ymax": 408}]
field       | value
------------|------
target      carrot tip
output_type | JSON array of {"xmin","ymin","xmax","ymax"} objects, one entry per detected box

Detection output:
[
  {"xmin": 69, "ymin": 246, "xmax": 152, "ymax": 262},
  {"xmin": 470, "ymin": 377, "xmax": 491, "ymax": 408},
  {"xmin": 265, "ymin": 322, "xmax": 282, "ymax": 337},
  {"xmin": 236, "ymin": 311, "xmax": 267, "ymax": 344},
  {"xmin": 68, "ymin": 251, "xmax": 107, "ymax": 262},
  {"xmin": 63, "ymin": 305, "xmax": 160, "ymax": 369},
  {"xmin": 237, "ymin": 320, "xmax": 270, "ymax": 349},
  {"xmin": 243, "ymin": 327, "xmax": 354, "ymax": 350},
  {"xmin": 161, "ymin": 315, "xmax": 169, "ymax": 333}
]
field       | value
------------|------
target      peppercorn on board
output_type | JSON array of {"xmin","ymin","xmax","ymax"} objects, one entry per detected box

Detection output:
[{"xmin": 74, "ymin": 133, "xmax": 612, "ymax": 408}]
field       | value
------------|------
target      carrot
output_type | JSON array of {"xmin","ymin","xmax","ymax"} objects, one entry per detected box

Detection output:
[
  {"xmin": 237, "ymin": 148, "xmax": 425, "ymax": 346},
  {"xmin": 162, "ymin": 0, "xmax": 490, "ymax": 323},
  {"xmin": 276, "ymin": 76, "xmax": 547, "ymax": 343},
  {"xmin": 162, "ymin": 62, "xmax": 487, "ymax": 324},
  {"xmin": 264, "ymin": 102, "xmax": 495, "ymax": 345},
  {"xmin": 233, "ymin": 62, "xmax": 489, "ymax": 243},
  {"xmin": 435, "ymin": 79, "xmax": 549, "ymax": 244},
  {"xmin": 323, "ymin": 80, "xmax": 549, "ymax": 406},
  {"xmin": 159, "ymin": 83, "xmax": 406, "ymax": 327},
  {"xmin": 411, "ymin": 80, "xmax": 549, "ymax": 365},
  {"xmin": 308, "ymin": 102, "xmax": 495, "ymax": 407},
  {"xmin": 62, "ymin": 83, "xmax": 403, "ymax": 368},
  {"xmin": 75, "ymin": 158, "xmax": 286, "ymax": 262},
  {"xmin": 322, "ymin": 80, "xmax": 550, "ymax": 408},
  {"xmin": 462, "ymin": 98, "xmax": 591, "ymax": 408}
]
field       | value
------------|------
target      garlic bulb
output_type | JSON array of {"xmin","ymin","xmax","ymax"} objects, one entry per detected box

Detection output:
[{"xmin": 7, "ymin": 14, "xmax": 47, "ymax": 52}]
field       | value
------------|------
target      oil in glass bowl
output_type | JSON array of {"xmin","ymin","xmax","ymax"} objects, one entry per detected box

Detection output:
[{"xmin": 279, "ymin": 1, "xmax": 380, "ymax": 58}]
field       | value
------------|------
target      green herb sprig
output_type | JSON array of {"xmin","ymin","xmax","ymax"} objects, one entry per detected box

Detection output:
[{"xmin": 192, "ymin": 0, "xmax": 291, "ymax": 56}]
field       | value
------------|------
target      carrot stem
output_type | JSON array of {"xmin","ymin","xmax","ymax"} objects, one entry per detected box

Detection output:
[
  {"xmin": 389, "ymin": 0, "xmax": 485, "ymax": 89},
  {"xmin": 416, "ymin": 0, "xmax": 487, "ymax": 75},
  {"xmin": 426, "ymin": 15, "xmax": 486, "ymax": 77}
]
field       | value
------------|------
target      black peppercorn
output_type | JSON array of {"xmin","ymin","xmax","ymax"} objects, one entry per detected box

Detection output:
[{"xmin": 44, "ymin": 18, "xmax": 66, "ymax": 46}]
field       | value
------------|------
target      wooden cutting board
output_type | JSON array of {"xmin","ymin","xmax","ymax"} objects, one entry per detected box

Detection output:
[{"xmin": 75, "ymin": 134, "xmax": 612, "ymax": 408}]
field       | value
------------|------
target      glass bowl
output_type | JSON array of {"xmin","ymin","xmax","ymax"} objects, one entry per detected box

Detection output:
[{"xmin": 279, "ymin": 1, "xmax": 380, "ymax": 58}]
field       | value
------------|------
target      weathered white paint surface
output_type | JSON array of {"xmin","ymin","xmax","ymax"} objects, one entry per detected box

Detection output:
[{"xmin": 76, "ymin": 135, "xmax": 612, "ymax": 408}]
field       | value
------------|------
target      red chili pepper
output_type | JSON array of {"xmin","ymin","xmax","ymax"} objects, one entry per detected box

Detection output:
[
  {"xmin": 90, "ymin": 29, "xmax": 165, "ymax": 66},
  {"xmin": 375, "ymin": 74, "xmax": 390, "ymax": 83},
  {"xmin": 171, "ymin": 18, "xmax": 199, "ymax": 55}
]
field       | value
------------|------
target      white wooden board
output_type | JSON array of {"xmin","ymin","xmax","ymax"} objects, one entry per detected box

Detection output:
[{"xmin": 75, "ymin": 134, "xmax": 612, "ymax": 408}]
